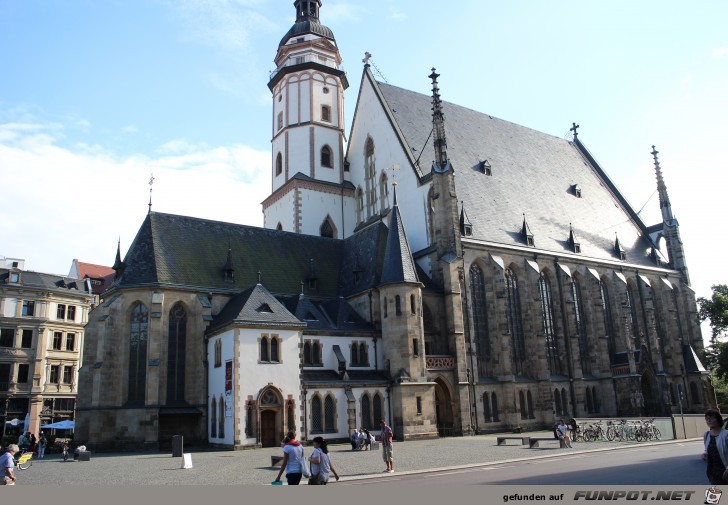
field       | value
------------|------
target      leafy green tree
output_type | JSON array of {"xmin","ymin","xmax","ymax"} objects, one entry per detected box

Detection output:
[{"xmin": 699, "ymin": 285, "xmax": 728, "ymax": 395}]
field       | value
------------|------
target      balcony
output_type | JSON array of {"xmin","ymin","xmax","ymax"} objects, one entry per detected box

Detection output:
[
  {"xmin": 425, "ymin": 355, "xmax": 455, "ymax": 370},
  {"xmin": 270, "ymin": 53, "xmax": 345, "ymax": 80}
]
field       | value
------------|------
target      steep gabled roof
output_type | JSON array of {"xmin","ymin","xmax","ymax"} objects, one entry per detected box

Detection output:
[
  {"xmin": 117, "ymin": 212, "xmax": 345, "ymax": 296},
  {"xmin": 379, "ymin": 189, "xmax": 420, "ymax": 286},
  {"xmin": 207, "ymin": 283, "xmax": 304, "ymax": 334},
  {"xmin": 375, "ymin": 80, "xmax": 660, "ymax": 266}
]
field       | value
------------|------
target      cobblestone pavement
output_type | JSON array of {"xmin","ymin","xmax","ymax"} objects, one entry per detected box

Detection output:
[{"xmin": 11, "ymin": 432, "xmax": 699, "ymax": 486}]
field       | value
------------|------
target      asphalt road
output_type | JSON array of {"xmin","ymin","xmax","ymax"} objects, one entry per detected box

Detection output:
[{"xmin": 343, "ymin": 440, "xmax": 706, "ymax": 486}]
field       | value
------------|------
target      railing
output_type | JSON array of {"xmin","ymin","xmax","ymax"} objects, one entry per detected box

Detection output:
[
  {"xmin": 425, "ymin": 355, "xmax": 455, "ymax": 370},
  {"xmin": 270, "ymin": 54, "xmax": 344, "ymax": 79}
]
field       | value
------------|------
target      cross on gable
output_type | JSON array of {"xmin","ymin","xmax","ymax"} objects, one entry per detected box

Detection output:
[
  {"xmin": 570, "ymin": 122, "xmax": 580, "ymax": 139},
  {"xmin": 362, "ymin": 52, "xmax": 371, "ymax": 65}
]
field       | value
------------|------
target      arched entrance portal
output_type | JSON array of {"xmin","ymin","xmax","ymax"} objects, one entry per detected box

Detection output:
[
  {"xmin": 434, "ymin": 378, "xmax": 455, "ymax": 437},
  {"xmin": 640, "ymin": 371, "xmax": 662, "ymax": 417},
  {"xmin": 258, "ymin": 387, "xmax": 283, "ymax": 448}
]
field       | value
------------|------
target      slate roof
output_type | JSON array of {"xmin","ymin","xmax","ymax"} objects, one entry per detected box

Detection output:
[
  {"xmin": 379, "ymin": 190, "xmax": 420, "ymax": 286},
  {"xmin": 117, "ymin": 212, "xmax": 396, "ymax": 298},
  {"xmin": 279, "ymin": 294, "xmax": 376, "ymax": 334},
  {"xmin": 207, "ymin": 283, "xmax": 304, "ymax": 334},
  {"xmin": 279, "ymin": 20, "xmax": 335, "ymax": 48},
  {"xmin": 0, "ymin": 269, "xmax": 92, "ymax": 296},
  {"xmin": 375, "ymin": 77, "xmax": 664, "ymax": 267}
]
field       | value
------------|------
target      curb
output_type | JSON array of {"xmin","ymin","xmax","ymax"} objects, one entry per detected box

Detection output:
[{"xmin": 337, "ymin": 437, "xmax": 702, "ymax": 482}]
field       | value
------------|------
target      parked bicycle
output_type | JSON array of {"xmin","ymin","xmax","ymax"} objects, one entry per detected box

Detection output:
[{"xmin": 14, "ymin": 448, "xmax": 33, "ymax": 470}]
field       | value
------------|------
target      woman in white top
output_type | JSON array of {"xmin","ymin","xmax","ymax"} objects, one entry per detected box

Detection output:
[
  {"xmin": 309, "ymin": 436, "xmax": 340, "ymax": 485},
  {"xmin": 557, "ymin": 419, "xmax": 573, "ymax": 448}
]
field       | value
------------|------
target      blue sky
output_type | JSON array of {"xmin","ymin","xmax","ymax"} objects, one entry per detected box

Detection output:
[{"xmin": 1, "ymin": 0, "xmax": 727, "ymax": 338}]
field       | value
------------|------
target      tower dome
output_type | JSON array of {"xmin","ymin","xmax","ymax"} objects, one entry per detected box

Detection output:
[{"xmin": 279, "ymin": 0, "xmax": 335, "ymax": 48}]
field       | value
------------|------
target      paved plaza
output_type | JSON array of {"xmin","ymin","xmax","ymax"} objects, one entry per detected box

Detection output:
[{"xmin": 9, "ymin": 431, "xmax": 700, "ymax": 486}]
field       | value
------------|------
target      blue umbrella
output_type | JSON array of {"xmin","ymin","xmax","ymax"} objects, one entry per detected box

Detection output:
[{"xmin": 41, "ymin": 420, "xmax": 75, "ymax": 430}]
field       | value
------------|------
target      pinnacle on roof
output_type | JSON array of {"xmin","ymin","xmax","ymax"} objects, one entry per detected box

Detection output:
[
  {"xmin": 379, "ymin": 185, "xmax": 419, "ymax": 286},
  {"xmin": 429, "ymin": 68, "xmax": 449, "ymax": 171},
  {"xmin": 568, "ymin": 223, "xmax": 581, "ymax": 254},
  {"xmin": 614, "ymin": 233, "xmax": 626, "ymax": 260}
]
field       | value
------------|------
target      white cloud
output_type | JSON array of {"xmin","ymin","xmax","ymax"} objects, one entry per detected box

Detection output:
[
  {"xmin": 122, "ymin": 125, "xmax": 139, "ymax": 134},
  {"xmin": 0, "ymin": 122, "xmax": 269, "ymax": 276},
  {"xmin": 388, "ymin": 7, "xmax": 407, "ymax": 21},
  {"xmin": 712, "ymin": 47, "xmax": 728, "ymax": 57}
]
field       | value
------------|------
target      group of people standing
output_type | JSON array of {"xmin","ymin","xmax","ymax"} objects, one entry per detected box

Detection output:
[
  {"xmin": 274, "ymin": 419, "xmax": 394, "ymax": 485},
  {"xmin": 17, "ymin": 431, "xmax": 48, "ymax": 458}
]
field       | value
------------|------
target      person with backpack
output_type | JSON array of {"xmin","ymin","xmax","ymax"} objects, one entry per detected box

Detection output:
[{"xmin": 702, "ymin": 409, "xmax": 728, "ymax": 484}]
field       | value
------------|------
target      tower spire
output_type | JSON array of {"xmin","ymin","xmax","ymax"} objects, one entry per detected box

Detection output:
[
  {"xmin": 429, "ymin": 68, "xmax": 449, "ymax": 169},
  {"xmin": 651, "ymin": 145, "xmax": 673, "ymax": 222},
  {"xmin": 294, "ymin": 0, "xmax": 321, "ymax": 22}
]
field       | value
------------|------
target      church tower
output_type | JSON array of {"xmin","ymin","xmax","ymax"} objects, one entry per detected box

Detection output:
[
  {"xmin": 262, "ymin": 0, "xmax": 352, "ymax": 238},
  {"xmin": 652, "ymin": 146, "xmax": 691, "ymax": 285},
  {"xmin": 378, "ymin": 185, "xmax": 437, "ymax": 440}
]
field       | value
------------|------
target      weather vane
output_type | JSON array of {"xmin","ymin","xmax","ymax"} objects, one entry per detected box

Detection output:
[{"xmin": 148, "ymin": 173, "xmax": 155, "ymax": 214}]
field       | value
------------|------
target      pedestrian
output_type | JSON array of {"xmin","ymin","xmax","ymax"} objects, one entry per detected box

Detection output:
[
  {"xmin": 702, "ymin": 409, "xmax": 728, "ymax": 485},
  {"xmin": 350, "ymin": 429, "xmax": 360, "ymax": 451},
  {"xmin": 308, "ymin": 436, "xmax": 340, "ymax": 485},
  {"xmin": 362, "ymin": 428, "xmax": 373, "ymax": 450},
  {"xmin": 556, "ymin": 418, "xmax": 572, "ymax": 448},
  {"xmin": 1, "ymin": 444, "xmax": 19, "ymax": 486},
  {"xmin": 19, "ymin": 432, "xmax": 30, "ymax": 450},
  {"xmin": 379, "ymin": 419, "xmax": 394, "ymax": 473},
  {"xmin": 273, "ymin": 430, "xmax": 306, "ymax": 485},
  {"xmin": 38, "ymin": 432, "xmax": 47, "ymax": 459}
]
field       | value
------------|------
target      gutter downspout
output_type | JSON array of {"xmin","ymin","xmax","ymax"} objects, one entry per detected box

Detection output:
[{"xmin": 554, "ymin": 259, "xmax": 578, "ymax": 416}]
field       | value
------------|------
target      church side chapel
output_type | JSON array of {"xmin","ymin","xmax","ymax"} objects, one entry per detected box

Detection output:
[{"xmin": 75, "ymin": 0, "xmax": 712, "ymax": 450}]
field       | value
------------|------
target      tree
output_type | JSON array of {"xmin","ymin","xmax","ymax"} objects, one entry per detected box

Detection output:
[
  {"xmin": 699, "ymin": 285, "xmax": 728, "ymax": 403},
  {"xmin": 699, "ymin": 284, "xmax": 728, "ymax": 345}
]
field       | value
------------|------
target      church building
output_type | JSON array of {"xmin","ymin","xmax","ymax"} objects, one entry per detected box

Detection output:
[{"xmin": 75, "ymin": 0, "xmax": 711, "ymax": 450}]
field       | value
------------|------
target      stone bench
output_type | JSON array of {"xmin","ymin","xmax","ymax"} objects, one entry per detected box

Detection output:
[
  {"xmin": 271, "ymin": 455, "xmax": 283, "ymax": 467},
  {"xmin": 496, "ymin": 436, "xmax": 530, "ymax": 446},
  {"xmin": 528, "ymin": 437, "xmax": 564, "ymax": 449}
]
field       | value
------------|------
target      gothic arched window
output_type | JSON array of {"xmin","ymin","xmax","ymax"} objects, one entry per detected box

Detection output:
[
  {"xmin": 600, "ymin": 280, "xmax": 616, "ymax": 363},
  {"xmin": 364, "ymin": 137, "xmax": 376, "ymax": 217},
  {"xmin": 270, "ymin": 337, "xmax": 279, "ymax": 363},
  {"xmin": 527, "ymin": 390, "xmax": 534, "ymax": 419},
  {"xmin": 373, "ymin": 393, "xmax": 383, "ymax": 424},
  {"xmin": 260, "ymin": 336, "xmax": 269, "ymax": 362},
  {"xmin": 167, "ymin": 303, "xmax": 187, "ymax": 404},
  {"xmin": 128, "ymin": 303, "xmax": 149, "ymax": 405},
  {"xmin": 482, "ymin": 393, "xmax": 492, "ymax": 423},
  {"xmin": 210, "ymin": 396, "xmax": 217, "ymax": 438},
  {"xmin": 311, "ymin": 395, "xmax": 322, "ymax": 432},
  {"xmin": 359, "ymin": 343, "xmax": 367, "ymax": 365},
  {"xmin": 539, "ymin": 272, "xmax": 560, "ymax": 375},
  {"xmin": 379, "ymin": 172, "xmax": 389, "ymax": 212},
  {"xmin": 324, "ymin": 395, "xmax": 335, "ymax": 432},
  {"xmin": 627, "ymin": 284, "xmax": 640, "ymax": 346},
  {"xmin": 219, "ymin": 396, "xmax": 225, "ymax": 438},
  {"xmin": 469, "ymin": 264, "xmax": 491, "ymax": 378},
  {"xmin": 519, "ymin": 391, "xmax": 526, "ymax": 419},
  {"xmin": 321, "ymin": 145, "xmax": 332, "ymax": 168},
  {"xmin": 505, "ymin": 268, "xmax": 525, "ymax": 376},
  {"xmin": 356, "ymin": 187, "xmax": 364, "ymax": 224},
  {"xmin": 571, "ymin": 278, "xmax": 590, "ymax": 374},
  {"xmin": 320, "ymin": 217, "xmax": 334, "ymax": 238},
  {"xmin": 361, "ymin": 394, "xmax": 371, "ymax": 429},
  {"xmin": 395, "ymin": 295, "xmax": 402, "ymax": 316},
  {"xmin": 312, "ymin": 341, "xmax": 321, "ymax": 365},
  {"xmin": 276, "ymin": 152, "xmax": 283, "ymax": 176},
  {"xmin": 491, "ymin": 393, "xmax": 500, "ymax": 422},
  {"xmin": 351, "ymin": 342, "xmax": 359, "ymax": 365},
  {"xmin": 304, "ymin": 341, "xmax": 312, "ymax": 365}
]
